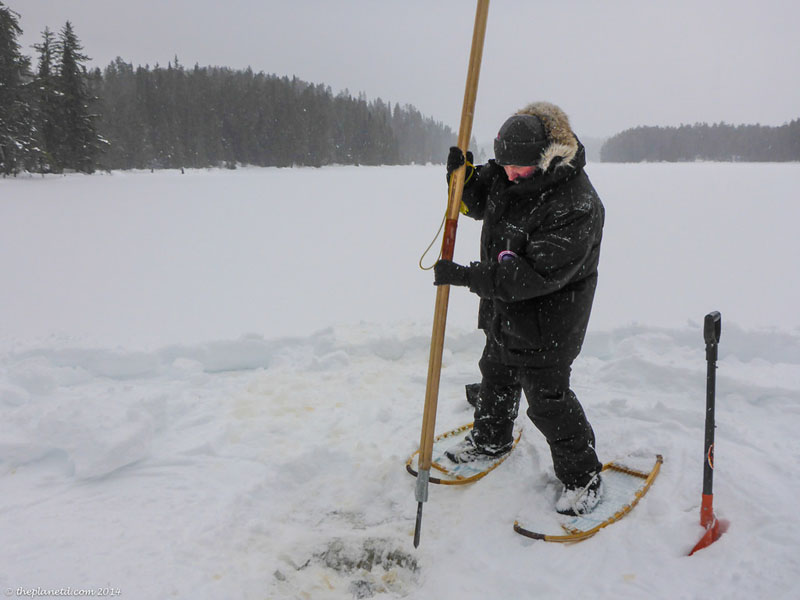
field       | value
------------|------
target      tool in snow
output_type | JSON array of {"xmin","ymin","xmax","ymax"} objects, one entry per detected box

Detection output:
[
  {"xmin": 414, "ymin": 0, "xmax": 490, "ymax": 549},
  {"xmin": 689, "ymin": 311, "xmax": 729, "ymax": 555}
]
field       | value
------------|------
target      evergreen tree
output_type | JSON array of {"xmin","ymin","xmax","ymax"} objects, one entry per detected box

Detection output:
[
  {"xmin": 0, "ymin": 2, "xmax": 36, "ymax": 175},
  {"xmin": 52, "ymin": 21, "xmax": 104, "ymax": 172},
  {"xmin": 32, "ymin": 27, "xmax": 60, "ymax": 171}
]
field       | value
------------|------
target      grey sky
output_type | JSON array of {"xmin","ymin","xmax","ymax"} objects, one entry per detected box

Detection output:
[{"xmin": 7, "ymin": 0, "xmax": 800, "ymax": 143}]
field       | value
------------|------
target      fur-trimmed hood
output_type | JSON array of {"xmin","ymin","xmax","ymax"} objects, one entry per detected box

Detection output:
[{"xmin": 516, "ymin": 102, "xmax": 579, "ymax": 172}]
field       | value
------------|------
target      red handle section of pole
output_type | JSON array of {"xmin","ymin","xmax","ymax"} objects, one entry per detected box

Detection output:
[{"xmin": 442, "ymin": 219, "xmax": 458, "ymax": 261}]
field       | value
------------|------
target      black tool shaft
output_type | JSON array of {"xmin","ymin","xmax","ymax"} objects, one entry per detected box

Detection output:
[
  {"xmin": 414, "ymin": 502, "xmax": 423, "ymax": 548},
  {"xmin": 702, "ymin": 312, "xmax": 721, "ymax": 495}
]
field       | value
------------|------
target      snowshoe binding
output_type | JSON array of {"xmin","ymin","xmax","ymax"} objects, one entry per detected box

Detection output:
[{"xmin": 555, "ymin": 473, "xmax": 604, "ymax": 516}]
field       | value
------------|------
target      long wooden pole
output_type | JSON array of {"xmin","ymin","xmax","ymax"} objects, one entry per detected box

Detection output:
[{"xmin": 414, "ymin": 0, "xmax": 490, "ymax": 548}]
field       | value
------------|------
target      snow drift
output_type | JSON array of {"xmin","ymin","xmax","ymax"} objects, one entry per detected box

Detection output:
[{"xmin": 1, "ymin": 164, "xmax": 799, "ymax": 599}]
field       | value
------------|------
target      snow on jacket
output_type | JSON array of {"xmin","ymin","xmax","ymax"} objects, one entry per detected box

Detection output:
[{"xmin": 461, "ymin": 102, "xmax": 604, "ymax": 366}]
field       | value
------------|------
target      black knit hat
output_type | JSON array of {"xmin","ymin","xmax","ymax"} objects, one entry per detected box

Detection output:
[{"xmin": 494, "ymin": 114, "xmax": 548, "ymax": 166}]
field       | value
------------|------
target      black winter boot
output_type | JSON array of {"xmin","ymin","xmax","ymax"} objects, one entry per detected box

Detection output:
[
  {"xmin": 444, "ymin": 431, "xmax": 512, "ymax": 463},
  {"xmin": 555, "ymin": 472, "xmax": 604, "ymax": 515}
]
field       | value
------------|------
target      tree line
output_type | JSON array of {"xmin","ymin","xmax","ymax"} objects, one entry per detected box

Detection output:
[
  {"xmin": 92, "ymin": 59, "xmax": 455, "ymax": 170},
  {"xmin": 601, "ymin": 120, "xmax": 800, "ymax": 162},
  {"xmin": 0, "ymin": 3, "xmax": 456, "ymax": 175}
]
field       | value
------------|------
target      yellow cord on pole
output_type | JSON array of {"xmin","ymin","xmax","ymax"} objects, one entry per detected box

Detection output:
[
  {"xmin": 418, "ymin": 212, "xmax": 446, "ymax": 271},
  {"xmin": 418, "ymin": 161, "xmax": 474, "ymax": 271}
]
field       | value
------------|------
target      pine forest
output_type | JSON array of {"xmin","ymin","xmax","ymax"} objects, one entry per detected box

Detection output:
[{"xmin": 0, "ymin": 4, "xmax": 456, "ymax": 175}]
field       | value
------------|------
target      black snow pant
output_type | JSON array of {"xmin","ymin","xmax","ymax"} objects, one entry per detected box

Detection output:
[{"xmin": 470, "ymin": 351, "xmax": 602, "ymax": 487}]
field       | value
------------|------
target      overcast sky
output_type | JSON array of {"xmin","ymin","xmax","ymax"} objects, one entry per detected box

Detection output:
[{"xmin": 7, "ymin": 0, "xmax": 800, "ymax": 143}]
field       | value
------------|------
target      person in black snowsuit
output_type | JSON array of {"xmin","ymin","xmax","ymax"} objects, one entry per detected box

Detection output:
[{"xmin": 434, "ymin": 101, "xmax": 604, "ymax": 515}]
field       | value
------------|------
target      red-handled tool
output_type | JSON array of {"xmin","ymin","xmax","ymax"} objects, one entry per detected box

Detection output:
[{"xmin": 689, "ymin": 311, "xmax": 730, "ymax": 555}]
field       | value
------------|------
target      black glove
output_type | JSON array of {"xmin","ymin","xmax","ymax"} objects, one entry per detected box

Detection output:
[
  {"xmin": 434, "ymin": 259, "xmax": 470, "ymax": 287},
  {"xmin": 446, "ymin": 146, "xmax": 474, "ymax": 183}
]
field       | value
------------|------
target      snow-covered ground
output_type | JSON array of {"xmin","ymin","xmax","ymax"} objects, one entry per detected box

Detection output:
[{"xmin": 1, "ymin": 163, "xmax": 799, "ymax": 599}]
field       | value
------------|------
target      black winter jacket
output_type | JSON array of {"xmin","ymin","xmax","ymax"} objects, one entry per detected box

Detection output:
[{"xmin": 461, "ymin": 144, "xmax": 604, "ymax": 367}]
